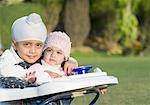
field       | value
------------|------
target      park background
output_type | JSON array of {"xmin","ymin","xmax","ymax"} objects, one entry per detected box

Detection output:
[{"xmin": 0, "ymin": 0, "xmax": 150, "ymax": 105}]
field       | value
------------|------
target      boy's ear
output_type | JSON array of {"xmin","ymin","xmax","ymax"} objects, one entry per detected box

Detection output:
[{"xmin": 12, "ymin": 40, "xmax": 17, "ymax": 50}]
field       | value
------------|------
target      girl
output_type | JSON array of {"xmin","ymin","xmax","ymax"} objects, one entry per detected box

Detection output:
[{"xmin": 27, "ymin": 31, "xmax": 72, "ymax": 84}]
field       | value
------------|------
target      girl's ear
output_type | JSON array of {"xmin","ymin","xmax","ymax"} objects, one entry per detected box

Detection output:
[
  {"xmin": 64, "ymin": 57, "xmax": 69, "ymax": 62},
  {"xmin": 61, "ymin": 61, "xmax": 65, "ymax": 68},
  {"xmin": 41, "ymin": 52, "xmax": 44, "ymax": 58},
  {"xmin": 61, "ymin": 58, "xmax": 68, "ymax": 68}
]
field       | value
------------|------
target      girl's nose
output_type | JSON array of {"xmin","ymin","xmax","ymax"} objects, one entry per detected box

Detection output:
[{"xmin": 51, "ymin": 51, "xmax": 56, "ymax": 57}]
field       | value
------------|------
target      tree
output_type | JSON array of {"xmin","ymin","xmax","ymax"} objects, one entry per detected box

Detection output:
[
  {"xmin": 116, "ymin": 0, "xmax": 139, "ymax": 49},
  {"xmin": 32, "ymin": 0, "xmax": 62, "ymax": 32},
  {"xmin": 64, "ymin": 0, "xmax": 90, "ymax": 47}
]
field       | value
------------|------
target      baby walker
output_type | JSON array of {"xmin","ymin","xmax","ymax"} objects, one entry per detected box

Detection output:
[{"xmin": 0, "ymin": 66, "xmax": 118, "ymax": 105}]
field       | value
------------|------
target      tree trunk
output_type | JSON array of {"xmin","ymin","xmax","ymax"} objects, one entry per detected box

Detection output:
[
  {"xmin": 64, "ymin": 0, "xmax": 90, "ymax": 47},
  {"xmin": 45, "ymin": 4, "xmax": 62, "ymax": 32}
]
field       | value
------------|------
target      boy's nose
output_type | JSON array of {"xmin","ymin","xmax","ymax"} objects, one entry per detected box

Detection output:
[{"xmin": 29, "ymin": 47, "xmax": 36, "ymax": 53}]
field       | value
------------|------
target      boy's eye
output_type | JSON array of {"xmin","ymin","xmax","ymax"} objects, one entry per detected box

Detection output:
[
  {"xmin": 23, "ymin": 43, "xmax": 30, "ymax": 47},
  {"xmin": 36, "ymin": 44, "xmax": 43, "ymax": 48}
]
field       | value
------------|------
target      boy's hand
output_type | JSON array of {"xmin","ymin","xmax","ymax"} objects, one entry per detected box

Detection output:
[
  {"xmin": 99, "ymin": 87, "xmax": 108, "ymax": 95},
  {"xmin": 24, "ymin": 71, "xmax": 37, "ymax": 83},
  {"xmin": 63, "ymin": 60, "xmax": 78, "ymax": 75},
  {"xmin": 45, "ymin": 70, "xmax": 62, "ymax": 78}
]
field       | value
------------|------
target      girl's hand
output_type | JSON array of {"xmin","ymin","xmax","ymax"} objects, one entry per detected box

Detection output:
[
  {"xmin": 45, "ymin": 70, "xmax": 62, "ymax": 78},
  {"xmin": 24, "ymin": 71, "xmax": 37, "ymax": 83},
  {"xmin": 63, "ymin": 60, "xmax": 78, "ymax": 75}
]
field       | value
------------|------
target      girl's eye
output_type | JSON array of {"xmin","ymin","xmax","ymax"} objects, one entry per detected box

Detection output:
[
  {"xmin": 57, "ymin": 51, "xmax": 63, "ymax": 54},
  {"xmin": 47, "ymin": 49, "xmax": 52, "ymax": 52}
]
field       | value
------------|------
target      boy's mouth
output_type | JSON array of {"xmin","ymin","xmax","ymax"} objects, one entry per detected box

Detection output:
[{"xmin": 28, "ymin": 55, "xmax": 37, "ymax": 59}]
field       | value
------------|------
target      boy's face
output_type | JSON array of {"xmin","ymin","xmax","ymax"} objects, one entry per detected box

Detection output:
[
  {"xmin": 13, "ymin": 40, "xmax": 44, "ymax": 64},
  {"xmin": 43, "ymin": 46, "xmax": 65, "ymax": 66}
]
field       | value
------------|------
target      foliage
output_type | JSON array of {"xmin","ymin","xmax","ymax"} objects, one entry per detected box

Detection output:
[
  {"xmin": 138, "ymin": 0, "xmax": 150, "ymax": 53},
  {"xmin": 90, "ymin": 0, "xmax": 123, "ymax": 55},
  {"xmin": 90, "ymin": 0, "xmax": 116, "ymax": 35},
  {"xmin": 140, "ymin": 0, "xmax": 150, "ymax": 12},
  {"xmin": 116, "ymin": 0, "xmax": 139, "ymax": 49},
  {"xmin": 90, "ymin": 0, "xmax": 115, "ymax": 16},
  {"xmin": 0, "ymin": 0, "xmax": 149, "ymax": 55},
  {"xmin": 0, "ymin": 0, "xmax": 23, "ymax": 6},
  {"xmin": 89, "ymin": 0, "xmax": 145, "ymax": 56}
]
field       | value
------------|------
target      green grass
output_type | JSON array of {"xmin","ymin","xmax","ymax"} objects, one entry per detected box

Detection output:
[{"xmin": 70, "ymin": 53, "xmax": 150, "ymax": 105}]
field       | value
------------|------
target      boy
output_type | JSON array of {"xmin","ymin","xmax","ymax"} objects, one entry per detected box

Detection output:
[{"xmin": 0, "ymin": 13, "xmax": 77, "ymax": 105}]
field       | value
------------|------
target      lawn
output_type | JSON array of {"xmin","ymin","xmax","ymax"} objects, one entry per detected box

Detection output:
[{"xmin": 71, "ymin": 53, "xmax": 150, "ymax": 105}]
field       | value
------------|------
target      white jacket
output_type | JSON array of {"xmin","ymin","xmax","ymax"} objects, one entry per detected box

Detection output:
[
  {"xmin": 0, "ymin": 46, "xmax": 78, "ymax": 84},
  {"xmin": 0, "ymin": 46, "xmax": 64, "ymax": 84},
  {"xmin": 28, "ymin": 60, "xmax": 66, "ymax": 84},
  {"xmin": 0, "ymin": 46, "xmax": 26, "ymax": 78}
]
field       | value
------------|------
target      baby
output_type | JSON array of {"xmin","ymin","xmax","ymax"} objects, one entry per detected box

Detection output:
[{"xmin": 28, "ymin": 31, "xmax": 72, "ymax": 84}]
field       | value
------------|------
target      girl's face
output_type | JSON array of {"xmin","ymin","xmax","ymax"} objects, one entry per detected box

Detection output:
[
  {"xmin": 13, "ymin": 40, "xmax": 44, "ymax": 64},
  {"xmin": 43, "ymin": 46, "xmax": 65, "ymax": 66}
]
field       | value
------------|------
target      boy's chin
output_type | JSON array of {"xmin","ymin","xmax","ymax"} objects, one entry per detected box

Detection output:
[{"xmin": 26, "ymin": 59, "xmax": 38, "ymax": 64}]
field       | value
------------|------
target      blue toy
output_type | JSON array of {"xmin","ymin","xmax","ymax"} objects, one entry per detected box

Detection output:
[{"xmin": 72, "ymin": 65, "xmax": 92, "ymax": 74}]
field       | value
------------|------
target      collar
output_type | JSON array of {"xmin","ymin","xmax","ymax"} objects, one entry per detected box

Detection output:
[
  {"xmin": 10, "ymin": 46, "xmax": 24, "ymax": 63},
  {"xmin": 41, "ymin": 60, "xmax": 61, "ymax": 70}
]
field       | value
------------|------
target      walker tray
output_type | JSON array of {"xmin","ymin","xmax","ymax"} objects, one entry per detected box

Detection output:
[{"xmin": 0, "ymin": 67, "xmax": 118, "ymax": 102}]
